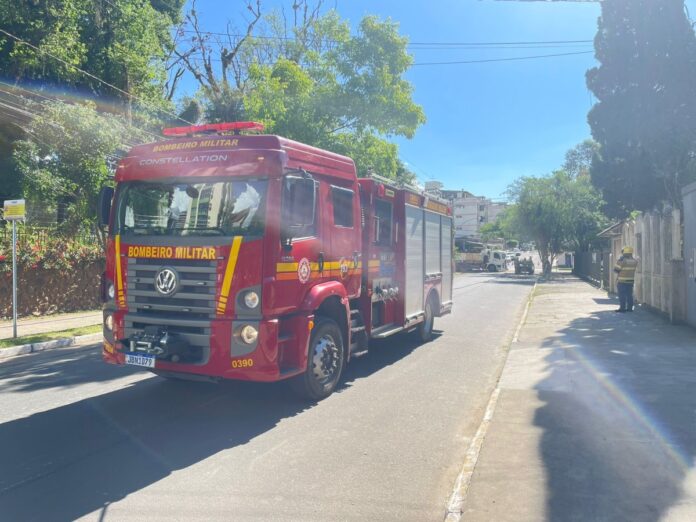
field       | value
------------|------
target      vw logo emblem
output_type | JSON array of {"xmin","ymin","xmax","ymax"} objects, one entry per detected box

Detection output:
[{"xmin": 154, "ymin": 267, "xmax": 179, "ymax": 296}]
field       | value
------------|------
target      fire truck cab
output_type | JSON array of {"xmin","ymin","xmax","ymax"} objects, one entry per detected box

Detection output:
[{"xmin": 99, "ymin": 122, "xmax": 453, "ymax": 399}]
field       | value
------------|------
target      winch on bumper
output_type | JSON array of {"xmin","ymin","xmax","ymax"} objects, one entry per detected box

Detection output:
[{"xmin": 119, "ymin": 326, "xmax": 203, "ymax": 363}]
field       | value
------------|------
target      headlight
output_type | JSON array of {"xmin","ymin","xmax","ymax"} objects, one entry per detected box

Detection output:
[
  {"xmin": 239, "ymin": 325, "xmax": 258, "ymax": 344},
  {"xmin": 107, "ymin": 282, "xmax": 115, "ymax": 300},
  {"xmin": 243, "ymin": 291, "xmax": 260, "ymax": 309},
  {"xmin": 104, "ymin": 314, "xmax": 114, "ymax": 332}
]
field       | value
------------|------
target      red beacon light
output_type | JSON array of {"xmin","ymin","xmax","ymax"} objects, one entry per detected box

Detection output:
[{"xmin": 162, "ymin": 121, "xmax": 265, "ymax": 137}]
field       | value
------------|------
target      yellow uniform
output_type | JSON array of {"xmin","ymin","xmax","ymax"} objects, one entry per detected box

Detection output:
[
  {"xmin": 614, "ymin": 256, "xmax": 638, "ymax": 283},
  {"xmin": 614, "ymin": 252, "xmax": 638, "ymax": 311}
]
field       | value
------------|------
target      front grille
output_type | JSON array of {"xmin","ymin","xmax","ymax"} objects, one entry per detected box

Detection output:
[
  {"xmin": 126, "ymin": 258, "xmax": 217, "ymax": 316},
  {"xmin": 124, "ymin": 258, "xmax": 218, "ymax": 354}
]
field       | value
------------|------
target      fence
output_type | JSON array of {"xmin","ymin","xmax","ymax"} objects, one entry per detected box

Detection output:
[
  {"xmin": 0, "ymin": 225, "xmax": 98, "ymax": 248},
  {"xmin": 573, "ymin": 250, "xmax": 610, "ymax": 289},
  {"xmin": 596, "ymin": 210, "xmax": 686, "ymax": 323}
]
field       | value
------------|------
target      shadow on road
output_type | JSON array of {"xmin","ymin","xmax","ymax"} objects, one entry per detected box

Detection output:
[
  {"xmin": 533, "ymin": 308, "xmax": 696, "ymax": 521},
  {"xmin": 0, "ymin": 345, "xmax": 140, "ymax": 393},
  {"xmin": 0, "ymin": 329, "xmax": 435, "ymax": 521}
]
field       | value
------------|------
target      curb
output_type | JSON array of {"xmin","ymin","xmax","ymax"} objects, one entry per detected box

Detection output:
[
  {"xmin": 0, "ymin": 332, "xmax": 102, "ymax": 360},
  {"xmin": 444, "ymin": 280, "xmax": 537, "ymax": 521}
]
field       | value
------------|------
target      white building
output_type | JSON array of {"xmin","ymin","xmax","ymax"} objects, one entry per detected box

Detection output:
[{"xmin": 434, "ymin": 187, "xmax": 507, "ymax": 240}]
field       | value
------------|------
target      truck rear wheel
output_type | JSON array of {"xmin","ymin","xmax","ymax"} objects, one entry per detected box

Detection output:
[
  {"xmin": 417, "ymin": 298, "xmax": 435, "ymax": 342},
  {"xmin": 290, "ymin": 317, "xmax": 345, "ymax": 400}
]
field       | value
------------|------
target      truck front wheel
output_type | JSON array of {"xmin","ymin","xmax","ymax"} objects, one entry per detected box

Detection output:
[
  {"xmin": 487, "ymin": 264, "xmax": 498, "ymax": 272},
  {"xmin": 290, "ymin": 317, "xmax": 345, "ymax": 400}
]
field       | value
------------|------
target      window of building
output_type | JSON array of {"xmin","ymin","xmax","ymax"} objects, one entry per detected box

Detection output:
[{"xmin": 332, "ymin": 186, "xmax": 354, "ymax": 228}]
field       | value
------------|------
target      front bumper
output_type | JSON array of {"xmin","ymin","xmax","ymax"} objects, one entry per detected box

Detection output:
[{"xmin": 103, "ymin": 311, "xmax": 312, "ymax": 382}]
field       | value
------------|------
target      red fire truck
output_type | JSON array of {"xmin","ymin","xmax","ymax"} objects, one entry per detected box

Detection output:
[{"xmin": 99, "ymin": 122, "xmax": 453, "ymax": 399}]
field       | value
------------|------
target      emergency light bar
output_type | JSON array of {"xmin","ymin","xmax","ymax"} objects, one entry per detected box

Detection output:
[{"xmin": 162, "ymin": 121, "xmax": 265, "ymax": 137}]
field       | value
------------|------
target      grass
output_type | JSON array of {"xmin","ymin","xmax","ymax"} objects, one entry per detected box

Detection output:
[{"xmin": 0, "ymin": 324, "xmax": 101, "ymax": 349}]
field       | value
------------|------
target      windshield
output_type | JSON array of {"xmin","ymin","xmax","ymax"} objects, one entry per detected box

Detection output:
[{"xmin": 116, "ymin": 179, "xmax": 267, "ymax": 237}]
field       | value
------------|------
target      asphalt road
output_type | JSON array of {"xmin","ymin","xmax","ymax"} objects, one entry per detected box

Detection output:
[{"xmin": 0, "ymin": 272, "xmax": 534, "ymax": 522}]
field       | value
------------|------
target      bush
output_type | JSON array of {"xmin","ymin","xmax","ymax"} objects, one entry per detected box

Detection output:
[{"xmin": 0, "ymin": 234, "xmax": 103, "ymax": 274}]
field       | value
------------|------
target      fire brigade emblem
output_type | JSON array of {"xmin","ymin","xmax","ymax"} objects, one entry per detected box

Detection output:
[
  {"xmin": 339, "ymin": 257, "xmax": 350, "ymax": 279},
  {"xmin": 154, "ymin": 267, "xmax": 179, "ymax": 296},
  {"xmin": 297, "ymin": 258, "xmax": 311, "ymax": 284}
]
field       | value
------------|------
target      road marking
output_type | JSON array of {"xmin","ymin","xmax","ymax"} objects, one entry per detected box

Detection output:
[
  {"xmin": 444, "ymin": 281, "xmax": 536, "ymax": 521},
  {"xmin": 444, "ymin": 387, "xmax": 501, "ymax": 521},
  {"xmin": 512, "ymin": 281, "xmax": 536, "ymax": 343}
]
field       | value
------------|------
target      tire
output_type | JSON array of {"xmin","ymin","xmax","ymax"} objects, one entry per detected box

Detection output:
[
  {"xmin": 417, "ymin": 297, "xmax": 435, "ymax": 342},
  {"xmin": 487, "ymin": 264, "xmax": 497, "ymax": 272},
  {"xmin": 290, "ymin": 317, "xmax": 345, "ymax": 400}
]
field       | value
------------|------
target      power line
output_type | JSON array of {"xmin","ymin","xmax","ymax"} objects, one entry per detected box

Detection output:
[
  {"xmin": 177, "ymin": 29, "xmax": 593, "ymax": 47},
  {"xmin": 0, "ymin": 27, "xmax": 192, "ymax": 126},
  {"xmin": 402, "ymin": 44, "xmax": 593, "ymax": 51},
  {"xmin": 411, "ymin": 50, "xmax": 593, "ymax": 66},
  {"xmin": 0, "ymin": 82, "xmax": 161, "ymax": 145},
  {"xmin": 181, "ymin": 48, "xmax": 594, "ymax": 66}
]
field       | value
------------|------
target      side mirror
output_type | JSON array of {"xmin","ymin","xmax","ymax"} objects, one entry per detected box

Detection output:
[{"xmin": 98, "ymin": 186, "xmax": 114, "ymax": 227}]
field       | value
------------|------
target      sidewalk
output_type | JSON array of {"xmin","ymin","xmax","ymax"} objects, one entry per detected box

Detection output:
[
  {"xmin": 462, "ymin": 275, "xmax": 696, "ymax": 522},
  {"xmin": 0, "ymin": 310, "xmax": 101, "ymax": 341}
]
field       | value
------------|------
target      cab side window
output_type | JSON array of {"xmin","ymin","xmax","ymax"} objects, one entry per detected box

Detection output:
[
  {"xmin": 332, "ymin": 186, "xmax": 354, "ymax": 228},
  {"xmin": 282, "ymin": 175, "xmax": 317, "ymax": 239}
]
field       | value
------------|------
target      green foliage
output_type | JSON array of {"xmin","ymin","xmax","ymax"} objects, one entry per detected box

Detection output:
[
  {"xmin": 586, "ymin": 0, "xmax": 696, "ymax": 216},
  {"xmin": 0, "ymin": 232, "xmax": 102, "ymax": 274},
  {"xmin": 508, "ymin": 170, "xmax": 608, "ymax": 275},
  {"xmin": 0, "ymin": 0, "xmax": 183, "ymax": 104},
  {"xmin": 0, "ymin": 324, "xmax": 102, "ymax": 349},
  {"xmin": 187, "ymin": 8, "xmax": 425, "ymax": 180},
  {"xmin": 479, "ymin": 221, "xmax": 504, "ymax": 243},
  {"xmin": 563, "ymin": 139, "xmax": 598, "ymax": 179},
  {"xmin": 12, "ymin": 100, "xmax": 151, "ymax": 236},
  {"xmin": 0, "ymin": 0, "xmax": 186, "ymax": 203},
  {"xmin": 479, "ymin": 206, "xmax": 528, "ymax": 244}
]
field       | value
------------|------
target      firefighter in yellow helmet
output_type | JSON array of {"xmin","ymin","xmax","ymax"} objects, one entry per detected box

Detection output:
[{"xmin": 614, "ymin": 246, "xmax": 638, "ymax": 312}]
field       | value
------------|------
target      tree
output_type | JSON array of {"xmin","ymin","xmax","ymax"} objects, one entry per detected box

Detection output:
[
  {"xmin": 176, "ymin": 2, "xmax": 425, "ymax": 179},
  {"xmin": 0, "ymin": 0, "xmax": 184, "ymax": 105},
  {"xmin": 563, "ymin": 139, "xmax": 598, "ymax": 179},
  {"xmin": 13, "ymin": 100, "xmax": 151, "ymax": 245},
  {"xmin": 0, "ymin": 0, "xmax": 187, "ymax": 200},
  {"xmin": 586, "ymin": 0, "xmax": 696, "ymax": 217},
  {"xmin": 479, "ymin": 221, "xmax": 504, "ymax": 243},
  {"xmin": 508, "ymin": 171, "xmax": 608, "ymax": 276}
]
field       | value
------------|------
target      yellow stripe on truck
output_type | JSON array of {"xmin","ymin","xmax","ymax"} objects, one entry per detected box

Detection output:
[
  {"xmin": 217, "ymin": 236, "xmax": 243, "ymax": 315},
  {"xmin": 114, "ymin": 234, "xmax": 126, "ymax": 307}
]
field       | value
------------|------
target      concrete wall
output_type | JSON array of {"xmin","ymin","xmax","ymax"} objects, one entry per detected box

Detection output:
[
  {"xmin": 0, "ymin": 260, "xmax": 104, "ymax": 318},
  {"xmin": 608, "ymin": 209, "xmax": 686, "ymax": 323}
]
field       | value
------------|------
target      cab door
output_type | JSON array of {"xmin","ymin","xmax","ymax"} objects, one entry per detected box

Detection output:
[
  {"xmin": 327, "ymin": 183, "xmax": 361, "ymax": 297},
  {"xmin": 274, "ymin": 173, "xmax": 321, "ymax": 312}
]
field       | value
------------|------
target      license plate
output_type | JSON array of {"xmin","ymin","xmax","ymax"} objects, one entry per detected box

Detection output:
[{"xmin": 125, "ymin": 353, "xmax": 156, "ymax": 368}]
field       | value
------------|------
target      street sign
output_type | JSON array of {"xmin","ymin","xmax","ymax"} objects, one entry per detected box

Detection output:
[
  {"xmin": 2, "ymin": 199, "xmax": 25, "ymax": 338},
  {"xmin": 3, "ymin": 199, "xmax": 26, "ymax": 221}
]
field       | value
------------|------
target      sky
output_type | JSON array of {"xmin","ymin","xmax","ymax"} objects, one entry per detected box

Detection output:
[{"xmin": 181, "ymin": 1, "xmax": 620, "ymax": 200}]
